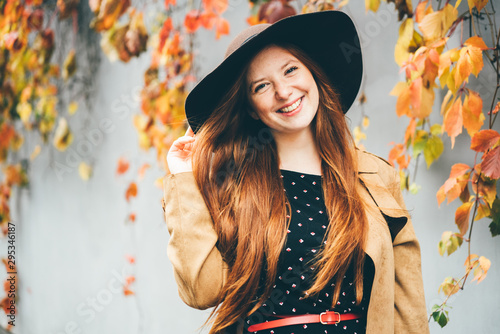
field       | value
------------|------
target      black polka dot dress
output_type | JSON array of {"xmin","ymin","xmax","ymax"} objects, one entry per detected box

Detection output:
[{"xmin": 245, "ymin": 170, "xmax": 375, "ymax": 334}]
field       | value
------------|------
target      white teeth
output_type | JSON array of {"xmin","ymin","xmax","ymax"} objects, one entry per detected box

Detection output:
[{"xmin": 279, "ymin": 98, "xmax": 302, "ymax": 113}]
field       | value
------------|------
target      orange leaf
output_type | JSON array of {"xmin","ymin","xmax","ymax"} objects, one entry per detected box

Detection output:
[
  {"xmin": 449, "ymin": 163, "xmax": 471, "ymax": 179},
  {"xmin": 415, "ymin": 0, "xmax": 432, "ymax": 23},
  {"xmin": 455, "ymin": 201, "xmax": 472, "ymax": 236},
  {"xmin": 138, "ymin": 163, "xmax": 150, "ymax": 180},
  {"xmin": 215, "ymin": 16, "xmax": 229, "ymax": 39},
  {"xmin": 481, "ymin": 146, "xmax": 500, "ymax": 179},
  {"xmin": 492, "ymin": 102, "xmax": 500, "ymax": 115},
  {"xmin": 164, "ymin": 0, "xmax": 176, "ymax": 9},
  {"xmin": 470, "ymin": 129, "xmax": 500, "ymax": 152},
  {"xmin": 462, "ymin": 91, "xmax": 485, "ymax": 137},
  {"xmin": 158, "ymin": 17, "xmax": 173, "ymax": 52},
  {"xmin": 116, "ymin": 157, "xmax": 130, "ymax": 175},
  {"xmin": 125, "ymin": 254, "xmax": 135, "ymax": 264},
  {"xmin": 410, "ymin": 77, "xmax": 434, "ymax": 119},
  {"xmin": 464, "ymin": 36, "xmax": 489, "ymax": 50},
  {"xmin": 123, "ymin": 287, "xmax": 134, "ymax": 296},
  {"xmin": 392, "ymin": 82, "xmax": 411, "ymax": 117},
  {"xmin": 125, "ymin": 275, "xmax": 135, "ymax": 285},
  {"xmin": 443, "ymin": 98, "xmax": 463, "ymax": 148},
  {"xmin": 200, "ymin": 11, "xmax": 217, "ymax": 29},
  {"xmin": 125, "ymin": 182, "xmax": 138, "ymax": 201},
  {"xmin": 468, "ymin": 0, "xmax": 489, "ymax": 13},
  {"xmin": 184, "ymin": 10, "xmax": 201, "ymax": 33},
  {"xmin": 203, "ymin": 0, "xmax": 228, "ymax": 14},
  {"xmin": 128, "ymin": 212, "xmax": 136, "ymax": 222}
]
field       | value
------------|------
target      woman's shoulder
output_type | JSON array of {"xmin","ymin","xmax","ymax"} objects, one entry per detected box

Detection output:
[{"xmin": 356, "ymin": 149, "xmax": 398, "ymax": 186}]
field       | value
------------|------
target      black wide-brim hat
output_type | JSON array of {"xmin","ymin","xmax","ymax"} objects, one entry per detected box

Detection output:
[{"xmin": 185, "ymin": 10, "xmax": 362, "ymax": 134}]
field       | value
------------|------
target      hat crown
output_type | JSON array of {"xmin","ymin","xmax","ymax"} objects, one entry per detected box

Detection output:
[{"xmin": 224, "ymin": 24, "xmax": 270, "ymax": 58}]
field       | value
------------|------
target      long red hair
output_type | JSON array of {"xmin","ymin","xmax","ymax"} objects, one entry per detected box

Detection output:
[{"xmin": 192, "ymin": 43, "xmax": 369, "ymax": 333}]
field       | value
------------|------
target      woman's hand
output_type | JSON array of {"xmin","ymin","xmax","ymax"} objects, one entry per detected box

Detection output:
[{"xmin": 167, "ymin": 127, "xmax": 196, "ymax": 174}]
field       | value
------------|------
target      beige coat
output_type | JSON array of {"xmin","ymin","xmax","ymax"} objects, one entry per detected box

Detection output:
[{"xmin": 163, "ymin": 150, "xmax": 430, "ymax": 333}]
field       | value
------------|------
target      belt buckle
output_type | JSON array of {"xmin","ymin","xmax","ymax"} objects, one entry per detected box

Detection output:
[{"xmin": 320, "ymin": 311, "xmax": 341, "ymax": 325}]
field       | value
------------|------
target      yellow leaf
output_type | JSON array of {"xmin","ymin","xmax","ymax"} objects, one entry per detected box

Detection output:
[
  {"xmin": 410, "ymin": 77, "xmax": 434, "ymax": 119},
  {"xmin": 17, "ymin": 102, "xmax": 32, "ymax": 124},
  {"xmin": 79, "ymin": 162, "xmax": 93, "ymax": 181},
  {"xmin": 30, "ymin": 145, "xmax": 41, "ymax": 161},
  {"xmin": 353, "ymin": 126, "xmax": 366, "ymax": 144},
  {"xmin": 464, "ymin": 36, "xmax": 489, "ymax": 50},
  {"xmin": 418, "ymin": 4, "xmax": 457, "ymax": 42},
  {"xmin": 365, "ymin": 0, "xmax": 381, "ymax": 12},
  {"xmin": 68, "ymin": 101, "xmax": 78, "ymax": 115},
  {"xmin": 438, "ymin": 276, "xmax": 460, "ymax": 296},
  {"xmin": 53, "ymin": 118, "xmax": 73, "ymax": 151},
  {"xmin": 467, "ymin": 0, "xmax": 489, "ymax": 13},
  {"xmin": 475, "ymin": 202, "xmax": 491, "ymax": 221},
  {"xmin": 395, "ymin": 18, "xmax": 415, "ymax": 66},
  {"xmin": 362, "ymin": 116, "xmax": 370, "ymax": 129}
]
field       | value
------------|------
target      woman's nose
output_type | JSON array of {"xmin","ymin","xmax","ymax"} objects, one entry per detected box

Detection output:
[{"xmin": 274, "ymin": 81, "xmax": 292, "ymax": 100}]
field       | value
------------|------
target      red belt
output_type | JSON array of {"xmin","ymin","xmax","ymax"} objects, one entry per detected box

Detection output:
[{"xmin": 247, "ymin": 311, "xmax": 363, "ymax": 332}]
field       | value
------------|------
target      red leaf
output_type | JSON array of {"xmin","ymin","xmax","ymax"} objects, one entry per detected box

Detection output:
[
  {"xmin": 471, "ymin": 129, "xmax": 500, "ymax": 152},
  {"xmin": 184, "ymin": 10, "xmax": 201, "ymax": 33},
  {"xmin": 164, "ymin": 0, "xmax": 176, "ymax": 9},
  {"xmin": 481, "ymin": 146, "xmax": 500, "ymax": 179},
  {"xmin": 215, "ymin": 16, "xmax": 229, "ymax": 39}
]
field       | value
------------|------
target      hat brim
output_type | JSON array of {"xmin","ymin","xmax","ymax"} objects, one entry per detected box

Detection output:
[{"xmin": 185, "ymin": 10, "xmax": 362, "ymax": 133}]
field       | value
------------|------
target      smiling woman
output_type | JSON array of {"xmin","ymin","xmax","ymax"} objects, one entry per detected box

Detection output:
[{"xmin": 163, "ymin": 10, "xmax": 429, "ymax": 334}]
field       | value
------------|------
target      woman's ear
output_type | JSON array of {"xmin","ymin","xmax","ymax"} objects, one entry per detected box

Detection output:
[{"xmin": 247, "ymin": 108, "xmax": 260, "ymax": 120}]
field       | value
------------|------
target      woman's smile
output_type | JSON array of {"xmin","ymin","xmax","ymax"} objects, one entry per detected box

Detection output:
[{"xmin": 277, "ymin": 96, "xmax": 303, "ymax": 114}]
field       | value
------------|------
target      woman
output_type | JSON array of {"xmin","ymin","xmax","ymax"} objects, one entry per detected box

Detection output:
[{"xmin": 163, "ymin": 10, "xmax": 429, "ymax": 334}]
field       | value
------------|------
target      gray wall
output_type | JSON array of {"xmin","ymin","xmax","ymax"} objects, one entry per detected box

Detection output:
[{"xmin": 6, "ymin": 1, "xmax": 499, "ymax": 333}]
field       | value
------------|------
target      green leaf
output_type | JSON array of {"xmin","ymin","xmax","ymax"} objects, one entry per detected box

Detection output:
[
  {"xmin": 437, "ymin": 310, "xmax": 449, "ymax": 327},
  {"xmin": 489, "ymin": 198, "xmax": 500, "ymax": 237},
  {"xmin": 413, "ymin": 130, "xmax": 428, "ymax": 158},
  {"xmin": 424, "ymin": 135, "xmax": 444, "ymax": 168},
  {"xmin": 409, "ymin": 182, "xmax": 421, "ymax": 194}
]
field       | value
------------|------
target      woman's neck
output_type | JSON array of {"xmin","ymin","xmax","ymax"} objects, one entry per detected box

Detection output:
[{"xmin": 273, "ymin": 127, "xmax": 322, "ymax": 175}]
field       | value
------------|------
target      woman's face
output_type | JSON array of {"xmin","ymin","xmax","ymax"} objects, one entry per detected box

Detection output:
[{"xmin": 245, "ymin": 45, "xmax": 319, "ymax": 136}]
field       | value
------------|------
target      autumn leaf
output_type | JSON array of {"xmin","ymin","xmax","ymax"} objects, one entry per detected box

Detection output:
[
  {"xmin": 455, "ymin": 201, "xmax": 472, "ymax": 236},
  {"xmin": 415, "ymin": 0, "xmax": 432, "ymax": 23},
  {"xmin": 470, "ymin": 129, "xmax": 500, "ymax": 152},
  {"xmin": 62, "ymin": 49, "xmax": 76, "ymax": 81},
  {"xmin": 438, "ymin": 231, "xmax": 463, "ymax": 256},
  {"xmin": 184, "ymin": 10, "xmax": 201, "ymax": 33},
  {"xmin": 475, "ymin": 202, "xmax": 491, "ymax": 221},
  {"xmin": 481, "ymin": 146, "xmax": 500, "ymax": 179},
  {"xmin": 365, "ymin": 0, "xmax": 381, "ymax": 12},
  {"xmin": 215, "ymin": 16, "xmax": 229, "ymax": 39},
  {"xmin": 391, "ymin": 82, "xmax": 411, "ymax": 117},
  {"xmin": 424, "ymin": 135, "xmax": 444, "ymax": 168},
  {"xmin": 467, "ymin": 0, "xmax": 489, "ymax": 13},
  {"xmin": 138, "ymin": 163, "xmax": 150, "ymax": 180},
  {"xmin": 418, "ymin": 4, "xmax": 457, "ymax": 43},
  {"xmin": 164, "ymin": 0, "xmax": 176, "ymax": 9},
  {"xmin": 438, "ymin": 276, "xmax": 460, "ymax": 296},
  {"xmin": 116, "ymin": 157, "xmax": 130, "ymax": 175},
  {"xmin": 128, "ymin": 212, "xmax": 136, "ymax": 222},
  {"xmin": 125, "ymin": 254, "xmax": 135, "ymax": 263},
  {"xmin": 158, "ymin": 17, "xmax": 173, "ymax": 52},
  {"xmin": 53, "ymin": 118, "xmax": 73, "ymax": 151},
  {"xmin": 90, "ymin": 0, "xmax": 131, "ymax": 32},
  {"xmin": 78, "ymin": 162, "xmax": 92, "ymax": 180},
  {"xmin": 462, "ymin": 90, "xmax": 484, "ymax": 137},
  {"xmin": 410, "ymin": 77, "xmax": 434, "ymax": 119},
  {"xmin": 200, "ymin": 11, "xmax": 217, "ymax": 29},
  {"xmin": 203, "ymin": 0, "xmax": 228, "ymax": 14},
  {"xmin": 68, "ymin": 101, "xmax": 78, "ymax": 115},
  {"xmin": 125, "ymin": 182, "xmax": 137, "ymax": 201},
  {"xmin": 443, "ymin": 98, "xmax": 463, "ymax": 148}
]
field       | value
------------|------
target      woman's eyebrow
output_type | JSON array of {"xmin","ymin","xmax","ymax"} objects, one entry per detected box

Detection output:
[{"xmin": 248, "ymin": 59, "xmax": 299, "ymax": 91}]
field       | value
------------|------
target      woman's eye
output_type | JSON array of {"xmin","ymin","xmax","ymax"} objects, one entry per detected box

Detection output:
[
  {"xmin": 254, "ymin": 83, "xmax": 266, "ymax": 93},
  {"xmin": 285, "ymin": 66, "xmax": 298, "ymax": 75}
]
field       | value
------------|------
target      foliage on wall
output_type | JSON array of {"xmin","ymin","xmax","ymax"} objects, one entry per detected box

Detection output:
[{"xmin": 1, "ymin": 0, "xmax": 498, "ymax": 330}]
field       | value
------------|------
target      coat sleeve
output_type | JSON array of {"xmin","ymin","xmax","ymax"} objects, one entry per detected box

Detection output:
[
  {"xmin": 386, "ymin": 167, "xmax": 430, "ymax": 334},
  {"xmin": 163, "ymin": 171, "xmax": 228, "ymax": 310}
]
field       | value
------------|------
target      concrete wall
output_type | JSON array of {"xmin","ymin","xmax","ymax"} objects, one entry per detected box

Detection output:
[{"xmin": 5, "ymin": 1, "xmax": 499, "ymax": 333}]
